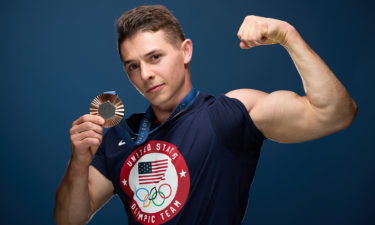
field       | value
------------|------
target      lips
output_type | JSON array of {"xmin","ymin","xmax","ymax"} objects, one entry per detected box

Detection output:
[{"xmin": 146, "ymin": 84, "xmax": 164, "ymax": 93}]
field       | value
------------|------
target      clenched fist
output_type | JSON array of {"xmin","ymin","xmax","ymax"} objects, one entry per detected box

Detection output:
[
  {"xmin": 69, "ymin": 114, "xmax": 105, "ymax": 166},
  {"xmin": 237, "ymin": 15, "xmax": 294, "ymax": 49}
]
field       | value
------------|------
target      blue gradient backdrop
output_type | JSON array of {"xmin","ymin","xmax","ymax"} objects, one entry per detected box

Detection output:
[{"xmin": 0, "ymin": 0, "xmax": 373, "ymax": 224}]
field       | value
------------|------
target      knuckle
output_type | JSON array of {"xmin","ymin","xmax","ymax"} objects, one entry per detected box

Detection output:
[
  {"xmin": 257, "ymin": 21, "xmax": 266, "ymax": 29},
  {"xmin": 247, "ymin": 15, "xmax": 255, "ymax": 21},
  {"xmin": 82, "ymin": 121, "xmax": 89, "ymax": 129},
  {"xmin": 82, "ymin": 138, "xmax": 92, "ymax": 145},
  {"xmin": 88, "ymin": 130, "xmax": 96, "ymax": 137},
  {"xmin": 92, "ymin": 138, "xmax": 99, "ymax": 145},
  {"xmin": 81, "ymin": 130, "xmax": 89, "ymax": 138},
  {"xmin": 82, "ymin": 114, "xmax": 90, "ymax": 121},
  {"xmin": 84, "ymin": 121, "xmax": 93, "ymax": 130},
  {"xmin": 87, "ymin": 138, "xmax": 99, "ymax": 146}
]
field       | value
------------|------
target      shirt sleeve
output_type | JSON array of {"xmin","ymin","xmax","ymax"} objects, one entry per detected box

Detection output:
[
  {"xmin": 90, "ymin": 145, "xmax": 109, "ymax": 179},
  {"xmin": 206, "ymin": 94, "xmax": 267, "ymax": 160}
]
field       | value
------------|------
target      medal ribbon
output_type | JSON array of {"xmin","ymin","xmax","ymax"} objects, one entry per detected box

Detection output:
[{"xmin": 113, "ymin": 87, "xmax": 199, "ymax": 146}]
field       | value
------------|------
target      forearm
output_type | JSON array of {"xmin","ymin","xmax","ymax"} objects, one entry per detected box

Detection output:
[
  {"xmin": 54, "ymin": 160, "xmax": 91, "ymax": 225},
  {"xmin": 284, "ymin": 26, "xmax": 357, "ymax": 126}
]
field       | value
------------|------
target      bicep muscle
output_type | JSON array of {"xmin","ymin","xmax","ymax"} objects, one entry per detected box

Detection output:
[{"xmin": 251, "ymin": 90, "xmax": 335, "ymax": 143}]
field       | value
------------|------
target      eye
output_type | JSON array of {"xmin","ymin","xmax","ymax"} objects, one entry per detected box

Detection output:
[
  {"xmin": 129, "ymin": 64, "xmax": 139, "ymax": 70},
  {"xmin": 151, "ymin": 54, "xmax": 160, "ymax": 61}
]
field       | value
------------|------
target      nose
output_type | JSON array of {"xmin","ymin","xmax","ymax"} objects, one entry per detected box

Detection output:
[{"xmin": 140, "ymin": 61, "xmax": 155, "ymax": 81}]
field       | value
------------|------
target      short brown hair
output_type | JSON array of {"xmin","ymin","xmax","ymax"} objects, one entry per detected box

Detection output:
[{"xmin": 116, "ymin": 5, "xmax": 185, "ymax": 59}]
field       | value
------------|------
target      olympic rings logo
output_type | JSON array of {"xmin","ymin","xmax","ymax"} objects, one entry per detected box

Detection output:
[{"xmin": 136, "ymin": 184, "xmax": 172, "ymax": 207}]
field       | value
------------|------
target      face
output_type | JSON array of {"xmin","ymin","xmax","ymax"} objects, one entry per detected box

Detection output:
[{"xmin": 120, "ymin": 30, "xmax": 192, "ymax": 108}]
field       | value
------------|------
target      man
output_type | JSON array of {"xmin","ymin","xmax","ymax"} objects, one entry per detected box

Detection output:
[{"xmin": 54, "ymin": 5, "xmax": 357, "ymax": 225}]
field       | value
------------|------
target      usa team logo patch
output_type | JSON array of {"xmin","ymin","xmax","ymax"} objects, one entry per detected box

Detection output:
[{"xmin": 120, "ymin": 140, "xmax": 190, "ymax": 224}]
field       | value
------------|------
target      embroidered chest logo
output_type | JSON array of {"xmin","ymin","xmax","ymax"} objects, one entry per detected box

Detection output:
[{"xmin": 120, "ymin": 140, "xmax": 190, "ymax": 224}]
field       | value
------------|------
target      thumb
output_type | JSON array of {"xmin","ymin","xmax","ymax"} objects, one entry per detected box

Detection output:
[{"xmin": 239, "ymin": 41, "xmax": 251, "ymax": 49}]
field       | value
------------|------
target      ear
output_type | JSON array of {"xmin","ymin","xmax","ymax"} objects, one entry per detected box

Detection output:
[{"xmin": 181, "ymin": 39, "xmax": 193, "ymax": 64}]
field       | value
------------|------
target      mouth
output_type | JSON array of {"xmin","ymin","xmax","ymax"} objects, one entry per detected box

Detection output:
[{"xmin": 146, "ymin": 84, "xmax": 164, "ymax": 93}]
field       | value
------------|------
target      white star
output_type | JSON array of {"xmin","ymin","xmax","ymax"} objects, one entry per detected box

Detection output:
[
  {"xmin": 122, "ymin": 179, "xmax": 127, "ymax": 186},
  {"xmin": 179, "ymin": 169, "xmax": 186, "ymax": 178}
]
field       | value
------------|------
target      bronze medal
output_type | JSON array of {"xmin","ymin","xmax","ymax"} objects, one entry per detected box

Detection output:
[{"xmin": 90, "ymin": 93, "xmax": 124, "ymax": 128}]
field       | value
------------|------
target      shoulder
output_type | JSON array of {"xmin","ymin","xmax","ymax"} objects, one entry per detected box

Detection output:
[
  {"xmin": 206, "ymin": 89, "xmax": 268, "ymax": 144},
  {"xmin": 225, "ymin": 89, "xmax": 270, "ymax": 140},
  {"xmin": 225, "ymin": 89, "xmax": 268, "ymax": 113}
]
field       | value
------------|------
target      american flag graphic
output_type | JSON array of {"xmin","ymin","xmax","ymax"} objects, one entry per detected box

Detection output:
[{"xmin": 138, "ymin": 159, "xmax": 168, "ymax": 185}]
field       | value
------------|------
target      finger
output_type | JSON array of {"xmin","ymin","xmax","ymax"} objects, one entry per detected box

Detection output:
[
  {"xmin": 250, "ymin": 18, "xmax": 268, "ymax": 45},
  {"xmin": 237, "ymin": 17, "xmax": 247, "ymax": 39},
  {"xmin": 72, "ymin": 114, "xmax": 104, "ymax": 127},
  {"xmin": 242, "ymin": 33, "xmax": 259, "ymax": 49},
  {"xmin": 240, "ymin": 20, "xmax": 252, "ymax": 49},
  {"xmin": 71, "ymin": 130, "xmax": 103, "ymax": 143},
  {"xmin": 240, "ymin": 41, "xmax": 250, "ymax": 49},
  {"xmin": 248, "ymin": 41, "xmax": 260, "ymax": 47},
  {"xmin": 251, "ymin": 19, "xmax": 267, "ymax": 45},
  {"xmin": 241, "ymin": 40, "xmax": 258, "ymax": 49},
  {"xmin": 78, "ymin": 137, "xmax": 101, "ymax": 150},
  {"xmin": 71, "ymin": 121, "xmax": 103, "ymax": 135},
  {"xmin": 263, "ymin": 37, "xmax": 279, "ymax": 45}
]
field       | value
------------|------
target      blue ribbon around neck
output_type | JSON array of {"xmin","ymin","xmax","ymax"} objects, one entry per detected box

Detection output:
[{"xmin": 105, "ymin": 87, "xmax": 199, "ymax": 147}]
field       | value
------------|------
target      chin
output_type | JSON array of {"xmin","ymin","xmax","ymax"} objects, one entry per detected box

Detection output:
[
  {"xmin": 146, "ymin": 94, "xmax": 168, "ymax": 106},
  {"xmin": 152, "ymin": 93, "xmax": 178, "ymax": 109}
]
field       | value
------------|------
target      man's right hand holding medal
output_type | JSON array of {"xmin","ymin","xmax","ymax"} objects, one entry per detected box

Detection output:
[{"xmin": 69, "ymin": 114, "xmax": 105, "ymax": 167}]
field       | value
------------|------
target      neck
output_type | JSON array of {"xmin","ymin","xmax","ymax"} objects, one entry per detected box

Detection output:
[{"xmin": 151, "ymin": 71, "xmax": 192, "ymax": 124}]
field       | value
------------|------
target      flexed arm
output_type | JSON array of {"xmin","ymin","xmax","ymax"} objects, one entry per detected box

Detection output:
[{"xmin": 227, "ymin": 16, "xmax": 358, "ymax": 143}]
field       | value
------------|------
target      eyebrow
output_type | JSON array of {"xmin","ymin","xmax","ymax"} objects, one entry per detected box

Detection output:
[{"xmin": 123, "ymin": 49, "xmax": 161, "ymax": 66}]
